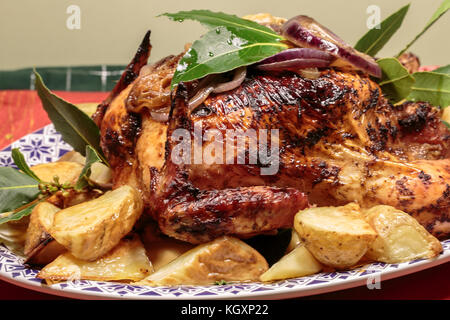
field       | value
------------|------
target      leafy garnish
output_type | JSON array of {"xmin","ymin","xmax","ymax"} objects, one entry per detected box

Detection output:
[
  {"xmin": 433, "ymin": 65, "xmax": 450, "ymax": 75},
  {"xmin": 75, "ymin": 146, "xmax": 102, "ymax": 190},
  {"xmin": 354, "ymin": 4, "xmax": 410, "ymax": 57},
  {"xmin": 34, "ymin": 70, "xmax": 108, "ymax": 165},
  {"xmin": 376, "ymin": 57, "xmax": 415, "ymax": 103},
  {"xmin": 0, "ymin": 167, "xmax": 39, "ymax": 213},
  {"xmin": 162, "ymin": 10, "xmax": 288, "ymax": 87},
  {"xmin": 11, "ymin": 148, "xmax": 41, "ymax": 182},
  {"xmin": 0, "ymin": 201, "xmax": 40, "ymax": 225},
  {"xmin": 442, "ymin": 120, "xmax": 450, "ymax": 128},
  {"xmin": 161, "ymin": 10, "xmax": 282, "ymax": 40},
  {"xmin": 397, "ymin": 0, "xmax": 450, "ymax": 57},
  {"xmin": 408, "ymin": 72, "xmax": 450, "ymax": 107}
]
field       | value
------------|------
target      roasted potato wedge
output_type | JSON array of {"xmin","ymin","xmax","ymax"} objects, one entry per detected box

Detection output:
[
  {"xmin": 57, "ymin": 151, "xmax": 86, "ymax": 165},
  {"xmin": 140, "ymin": 225, "xmax": 194, "ymax": 272},
  {"xmin": 38, "ymin": 236, "xmax": 152, "ymax": 282},
  {"xmin": 294, "ymin": 203, "xmax": 377, "ymax": 269},
  {"xmin": 286, "ymin": 229, "xmax": 302, "ymax": 253},
  {"xmin": 49, "ymin": 185, "xmax": 143, "ymax": 261},
  {"xmin": 31, "ymin": 161, "xmax": 83, "ymax": 184},
  {"xmin": 24, "ymin": 201, "xmax": 66, "ymax": 265},
  {"xmin": 363, "ymin": 205, "xmax": 442, "ymax": 263},
  {"xmin": 88, "ymin": 162, "xmax": 113, "ymax": 189},
  {"xmin": 137, "ymin": 236, "xmax": 268, "ymax": 286},
  {"xmin": 260, "ymin": 244, "xmax": 322, "ymax": 282}
]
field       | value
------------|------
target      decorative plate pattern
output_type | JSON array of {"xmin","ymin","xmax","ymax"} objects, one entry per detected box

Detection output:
[{"xmin": 0, "ymin": 124, "xmax": 449, "ymax": 300}]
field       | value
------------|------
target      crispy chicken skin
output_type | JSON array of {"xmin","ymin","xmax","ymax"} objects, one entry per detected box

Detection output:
[{"xmin": 96, "ymin": 39, "xmax": 450, "ymax": 242}]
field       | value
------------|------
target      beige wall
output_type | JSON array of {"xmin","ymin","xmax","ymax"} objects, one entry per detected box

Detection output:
[{"xmin": 0, "ymin": 0, "xmax": 448, "ymax": 70}]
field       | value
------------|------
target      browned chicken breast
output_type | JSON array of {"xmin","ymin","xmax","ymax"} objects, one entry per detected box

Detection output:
[{"xmin": 95, "ymin": 34, "xmax": 450, "ymax": 243}]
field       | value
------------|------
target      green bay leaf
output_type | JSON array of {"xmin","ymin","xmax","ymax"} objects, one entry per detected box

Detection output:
[
  {"xmin": 0, "ymin": 201, "xmax": 40, "ymax": 225},
  {"xmin": 11, "ymin": 148, "xmax": 41, "ymax": 182},
  {"xmin": 75, "ymin": 145, "xmax": 102, "ymax": 190},
  {"xmin": 408, "ymin": 71, "xmax": 450, "ymax": 107},
  {"xmin": 161, "ymin": 10, "xmax": 283, "ymax": 41},
  {"xmin": 34, "ymin": 70, "xmax": 108, "ymax": 165},
  {"xmin": 377, "ymin": 57, "xmax": 415, "ymax": 103},
  {"xmin": 172, "ymin": 26, "xmax": 287, "ymax": 86},
  {"xmin": 354, "ymin": 4, "xmax": 410, "ymax": 57},
  {"xmin": 433, "ymin": 65, "xmax": 450, "ymax": 75},
  {"xmin": 397, "ymin": 0, "xmax": 450, "ymax": 56},
  {"xmin": 0, "ymin": 167, "xmax": 39, "ymax": 213}
]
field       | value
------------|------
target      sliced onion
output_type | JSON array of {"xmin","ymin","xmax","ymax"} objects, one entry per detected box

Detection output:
[
  {"xmin": 256, "ymin": 48, "xmax": 333, "ymax": 71},
  {"xmin": 188, "ymin": 67, "xmax": 248, "ymax": 111},
  {"xmin": 188, "ymin": 85, "xmax": 215, "ymax": 111},
  {"xmin": 213, "ymin": 67, "xmax": 247, "ymax": 93},
  {"xmin": 281, "ymin": 15, "xmax": 381, "ymax": 78}
]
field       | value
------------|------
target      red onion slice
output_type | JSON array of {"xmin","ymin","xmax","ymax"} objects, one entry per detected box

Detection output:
[
  {"xmin": 256, "ymin": 48, "xmax": 333, "ymax": 71},
  {"xmin": 213, "ymin": 67, "xmax": 247, "ymax": 93},
  {"xmin": 281, "ymin": 15, "xmax": 381, "ymax": 78},
  {"xmin": 188, "ymin": 85, "xmax": 215, "ymax": 111}
]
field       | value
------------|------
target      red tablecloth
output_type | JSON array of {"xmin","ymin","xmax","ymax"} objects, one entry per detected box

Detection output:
[{"xmin": 0, "ymin": 90, "xmax": 448, "ymax": 300}]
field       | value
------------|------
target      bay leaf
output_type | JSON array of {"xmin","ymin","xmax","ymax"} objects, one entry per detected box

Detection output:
[
  {"xmin": 34, "ymin": 70, "xmax": 108, "ymax": 165},
  {"xmin": 171, "ymin": 26, "xmax": 287, "ymax": 86},
  {"xmin": 0, "ymin": 201, "xmax": 39, "ymax": 225},
  {"xmin": 408, "ymin": 71, "xmax": 450, "ymax": 107},
  {"xmin": 0, "ymin": 167, "xmax": 39, "ymax": 213},
  {"xmin": 377, "ymin": 57, "xmax": 415, "ymax": 103},
  {"xmin": 75, "ymin": 146, "xmax": 102, "ymax": 190},
  {"xmin": 397, "ymin": 0, "xmax": 450, "ymax": 56},
  {"xmin": 11, "ymin": 148, "xmax": 41, "ymax": 182},
  {"xmin": 433, "ymin": 65, "xmax": 450, "ymax": 75},
  {"xmin": 161, "ymin": 10, "xmax": 283, "ymax": 41},
  {"xmin": 354, "ymin": 4, "xmax": 410, "ymax": 57}
]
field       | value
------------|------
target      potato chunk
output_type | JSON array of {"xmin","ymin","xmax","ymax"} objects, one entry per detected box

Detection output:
[
  {"xmin": 260, "ymin": 245, "xmax": 322, "ymax": 282},
  {"xmin": 49, "ymin": 185, "xmax": 143, "ymax": 261},
  {"xmin": 24, "ymin": 201, "xmax": 66, "ymax": 265},
  {"xmin": 31, "ymin": 162, "xmax": 83, "ymax": 184},
  {"xmin": 137, "ymin": 236, "xmax": 268, "ymax": 286},
  {"xmin": 363, "ymin": 205, "xmax": 442, "ymax": 263},
  {"xmin": 38, "ymin": 237, "xmax": 152, "ymax": 282},
  {"xmin": 140, "ymin": 225, "xmax": 194, "ymax": 272},
  {"xmin": 294, "ymin": 203, "xmax": 377, "ymax": 269}
]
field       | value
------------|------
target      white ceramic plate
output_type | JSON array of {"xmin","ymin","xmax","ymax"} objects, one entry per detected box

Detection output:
[{"xmin": 0, "ymin": 124, "xmax": 449, "ymax": 300}]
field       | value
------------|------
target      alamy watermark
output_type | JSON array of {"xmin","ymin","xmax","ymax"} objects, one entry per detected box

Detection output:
[
  {"xmin": 66, "ymin": 5, "xmax": 81, "ymax": 30},
  {"xmin": 170, "ymin": 121, "xmax": 280, "ymax": 175},
  {"xmin": 367, "ymin": 5, "xmax": 381, "ymax": 30}
]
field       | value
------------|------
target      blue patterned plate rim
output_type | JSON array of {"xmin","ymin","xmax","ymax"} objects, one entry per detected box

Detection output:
[{"xmin": 0, "ymin": 124, "xmax": 449, "ymax": 300}]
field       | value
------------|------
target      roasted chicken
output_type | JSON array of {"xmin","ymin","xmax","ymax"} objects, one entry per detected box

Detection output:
[{"xmin": 94, "ymin": 32, "xmax": 450, "ymax": 244}]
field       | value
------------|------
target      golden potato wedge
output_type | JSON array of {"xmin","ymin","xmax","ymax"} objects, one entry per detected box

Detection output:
[
  {"xmin": 294, "ymin": 203, "xmax": 377, "ymax": 269},
  {"xmin": 76, "ymin": 102, "xmax": 100, "ymax": 117},
  {"xmin": 49, "ymin": 185, "xmax": 143, "ymax": 261},
  {"xmin": 0, "ymin": 218, "xmax": 28, "ymax": 257},
  {"xmin": 260, "ymin": 244, "xmax": 322, "ymax": 282},
  {"xmin": 363, "ymin": 205, "xmax": 442, "ymax": 263},
  {"xmin": 137, "ymin": 236, "xmax": 268, "ymax": 286},
  {"xmin": 31, "ymin": 161, "xmax": 83, "ymax": 184},
  {"xmin": 286, "ymin": 229, "xmax": 302, "ymax": 254},
  {"xmin": 24, "ymin": 202, "xmax": 66, "ymax": 265},
  {"xmin": 57, "ymin": 151, "xmax": 86, "ymax": 165},
  {"xmin": 38, "ymin": 236, "xmax": 152, "ymax": 282},
  {"xmin": 88, "ymin": 162, "xmax": 113, "ymax": 189},
  {"xmin": 140, "ymin": 224, "xmax": 194, "ymax": 272}
]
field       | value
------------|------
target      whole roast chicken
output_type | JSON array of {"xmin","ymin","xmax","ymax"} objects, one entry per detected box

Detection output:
[{"xmin": 93, "ymin": 20, "xmax": 450, "ymax": 244}]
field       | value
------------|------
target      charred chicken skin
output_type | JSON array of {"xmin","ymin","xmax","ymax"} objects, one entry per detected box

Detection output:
[{"xmin": 95, "ymin": 36, "xmax": 450, "ymax": 243}]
